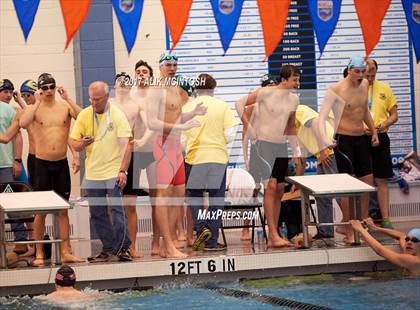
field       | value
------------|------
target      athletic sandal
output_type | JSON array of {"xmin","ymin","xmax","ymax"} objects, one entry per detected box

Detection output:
[{"xmin": 192, "ymin": 228, "xmax": 212, "ymax": 251}]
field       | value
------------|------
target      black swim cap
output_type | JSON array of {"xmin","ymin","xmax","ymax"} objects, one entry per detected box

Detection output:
[{"xmin": 55, "ymin": 265, "xmax": 76, "ymax": 287}]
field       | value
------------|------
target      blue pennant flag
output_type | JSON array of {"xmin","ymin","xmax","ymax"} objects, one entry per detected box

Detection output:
[
  {"xmin": 307, "ymin": 0, "xmax": 342, "ymax": 57},
  {"xmin": 12, "ymin": 0, "xmax": 40, "ymax": 41},
  {"xmin": 402, "ymin": 0, "xmax": 420, "ymax": 63},
  {"xmin": 210, "ymin": 0, "xmax": 244, "ymax": 55},
  {"xmin": 111, "ymin": 0, "xmax": 144, "ymax": 54}
]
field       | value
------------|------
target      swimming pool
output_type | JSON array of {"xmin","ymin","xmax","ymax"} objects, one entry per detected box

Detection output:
[{"xmin": 0, "ymin": 273, "xmax": 418, "ymax": 309}]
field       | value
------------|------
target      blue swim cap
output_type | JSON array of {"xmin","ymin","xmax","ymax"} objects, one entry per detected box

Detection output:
[
  {"xmin": 20, "ymin": 80, "xmax": 38, "ymax": 94},
  {"xmin": 347, "ymin": 56, "xmax": 366, "ymax": 69},
  {"xmin": 407, "ymin": 228, "xmax": 420, "ymax": 240},
  {"xmin": 159, "ymin": 51, "xmax": 178, "ymax": 64}
]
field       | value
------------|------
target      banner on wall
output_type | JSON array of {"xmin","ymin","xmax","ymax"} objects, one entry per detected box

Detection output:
[
  {"xmin": 307, "ymin": 0, "xmax": 341, "ymax": 57},
  {"xmin": 210, "ymin": 0, "xmax": 245, "ymax": 55},
  {"xmin": 161, "ymin": 0, "xmax": 193, "ymax": 51},
  {"xmin": 12, "ymin": 0, "xmax": 40, "ymax": 41},
  {"xmin": 354, "ymin": 0, "xmax": 391, "ymax": 57},
  {"xmin": 60, "ymin": 0, "xmax": 91, "ymax": 49},
  {"xmin": 402, "ymin": 0, "xmax": 420, "ymax": 63},
  {"xmin": 257, "ymin": 0, "xmax": 291, "ymax": 61},
  {"xmin": 111, "ymin": 0, "xmax": 145, "ymax": 54}
]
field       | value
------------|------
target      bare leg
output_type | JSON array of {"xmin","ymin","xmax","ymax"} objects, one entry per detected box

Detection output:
[
  {"xmin": 241, "ymin": 220, "xmax": 251, "ymax": 241},
  {"xmin": 359, "ymin": 174, "xmax": 374, "ymax": 219},
  {"xmin": 171, "ymin": 185, "xmax": 185, "ymax": 249},
  {"xmin": 123, "ymin": 195, "xmax": 142, "ymax": 258},
  {"xmin": 264, "ymin": 179, "xmax": 291, "ymax": 247},
  {"xmin": 147, "ymin": 165, "xmax": 160, "ymax": 255},
  {"xmin": 33, "ymin": 214, "xmax": 46, "ymax": 266},
  {"xmin": 59, "ymin": 210, "xmax": 84, "ymax": 263},
  {"xmin": 176, "ymin": 205, "xmax": 186, "ymax": 241},
  {"xmin": 155, "ymin": 188, "xmax": 187, "ymax": 258},
  {"xmin": 375, "ymin": 178, "xmax": 390, "ymax": 219}
]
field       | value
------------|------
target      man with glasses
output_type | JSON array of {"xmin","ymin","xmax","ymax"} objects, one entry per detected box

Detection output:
[
  {"xmin": 318, "ymin": 56, "xmax": 379, "ymax": 244},
  {"xmin": 351, "ymin": 219, "xmax": 420, "ymax": 276},
  {"xmin": 19, "ymin": 73, "xmax": 83, "ymax": 266},
  {"xmin": 69, "ymin": 81, "xmax": 132, "ymax": 263},
  {"xmin": 146, "ymin": 51, "xmax": 206, "ymax": 258}
]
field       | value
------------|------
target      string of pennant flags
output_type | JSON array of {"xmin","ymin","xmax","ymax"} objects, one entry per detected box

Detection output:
[{"xmin": 11, "ymin": 0, "xmax": 420, "ymax": 62}]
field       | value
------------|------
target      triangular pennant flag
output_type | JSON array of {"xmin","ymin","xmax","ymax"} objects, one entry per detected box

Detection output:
[
  {"xmin": 111, "ymin": 0, "xmax": 145, "ymax": 54},
  {"xmin": 59, "ymin": 0, "xmax": 91, "ymax": 50},
  {"xmin": 402, "ymin": 0, "xmax": 420, "ymax": 63},
  {"xmin": 209, "ymin": 0, "xmax": 245, "ymax": 55},
  {"xmin": 257, "ymin": 0, "xmax": 291, "ymax": 61},
  {"xmin": 160, "ymin": 0, "xmax": 193, "ymax": 51},
  {"xmin": 354, "ymin": 0, "xmax": 391, "ymax": 57},
  {"xmin": 12, "ymin": 0, "xmax": 40, "ymax": 41},
  {"xmin": 307, "ymin": 0, "xmax": 342, "ymax": 57}
]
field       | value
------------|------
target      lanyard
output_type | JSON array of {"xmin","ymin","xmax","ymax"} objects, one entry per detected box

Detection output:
[
  {"xmin": 368, "ymin": 80, "xmax": 374, "ymax": 110},
  {"xmin": 93, "ymin": 103, "xmax": 111, "ymax": 141}
]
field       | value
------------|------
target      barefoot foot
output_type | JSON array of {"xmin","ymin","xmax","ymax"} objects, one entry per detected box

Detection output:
[{"xmin": 61, "ymin": 253, "xmax": 84, "ymax": 263}]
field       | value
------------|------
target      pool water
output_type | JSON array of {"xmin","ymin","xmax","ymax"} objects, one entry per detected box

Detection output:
[{"xmin": 0, "ymin": 273, "xmax": 418, "ymax": 309}]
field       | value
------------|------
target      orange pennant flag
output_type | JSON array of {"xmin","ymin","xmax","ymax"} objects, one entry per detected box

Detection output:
[
  {"xmin": 257, "ymin": 0, "xmax": 291, "ymax": 61},
  {"xmin": 354, "ymin": 0, "xmax": 391, "ymax": 57},
  {"xmin": 161, "ymin": 0, "xmax": 193, "ymax": 51},
  {"xmin": 60, "ymin": 0, "xmax": 91, "ymax": 50}
]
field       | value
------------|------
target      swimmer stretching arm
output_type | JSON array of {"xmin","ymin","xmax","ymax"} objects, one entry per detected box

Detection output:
[
  {"xmin": 318, "ymin": 88, "xmax": 337, "ymax": 148},
  {"xmin": 351, "ymin": 220, "xmax": 420, "ymax": 272},
  {"xmin": 132, "ymin": 108, "xmax": 154, "ymax": 149},
  {"xmin": 146, "ymin": 89, "xmax": 200, "ymax": 135},
  {"xmin": 58, "ymin": 87, "xmax": 82, "ymax": 118},
  {"xmin": 19, "ymin": 91, "xmax": 41, "ymax": 128},
  {"xmin": 236, "ymin": 90, "xmax": 259, "ymax": 142},
  {"xmin": 363, "ymin": 218, "xmax": 406, "ymax": 245}
]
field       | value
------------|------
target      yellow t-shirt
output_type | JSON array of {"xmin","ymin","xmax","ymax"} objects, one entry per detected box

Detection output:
[
  {"xmin": 182, "ymin": 96, "xmax": 238, "ymax": 165},
  {"xmin": 368, "ymin": 80, "xmax": 397, "ymax": 130},
  {"xmin": 295, "ymin": 105, "xmax": 334, "ymax": 159},
  {"xmin": 70, "ymin": 104, "xmax": 132, "ymax": 180}
]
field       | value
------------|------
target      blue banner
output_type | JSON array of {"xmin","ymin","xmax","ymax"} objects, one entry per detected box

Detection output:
[
  {"xmin": 307, "ymin": 0, "xmax": 341, "ymax": 57},
  {"xmin": 111, "ymin": 0, "xmax": 144, "ymax": 54},
  {"xmin": 402, "ymin": 0, "xmax": 420, "ymax": 63},
  {"xmin": 210, "ymin": 0, "xmax": 244, "ymax": 55},
  {"xmin": 12, "ymin": 0, "xmax": 40, "ymax": 41}
]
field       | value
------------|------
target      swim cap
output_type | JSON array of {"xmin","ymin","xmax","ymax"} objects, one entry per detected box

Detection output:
[
  {"xmin": 159, "ymin": 51, "xmax": 178, "ymax": 64},
  {"xmin": 175, "ymin": 74, "xmax": 193, "ymax": 97},
  {"xmin": 38, "ymin": 73, "xmax": 56, "ymax": 88},
  {"xmin": 20, "ymin": 80, "xmax": 38, "ymax": 95},
  {"xmin": 407, "ymin": 228, "xmax": 420, "ymax": 240},
  {"xmin": 55, "ymin": 265, "xmax": 76, "ymax": 287},
  {"xmin": 347, "ymin": 56, "xmax": 366, "ymax": 69},
  {"xmin": 0, "ymin": 79, "xmax": 14, "ymax": 92},
  {"xmin": 260, "ymin": 74, "xmax": 277, "ymax": 87}
]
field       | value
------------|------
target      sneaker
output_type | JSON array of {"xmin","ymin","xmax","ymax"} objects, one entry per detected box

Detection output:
[
  {"xmin": 204, "ymin": 243, "xmax": 227, "ymax": 251},
  {"xmin": 117, "ymin": 249, "xmax": 132, "ymax": 262},
  {"xmin": 88, "ymin": 252, "xmax": 119, "ymax": 263},
  {"xmin": 192, "ymin": 228, "xmax": 212, "ymax": 251},
  {"xmin": 381, "ymin": 219, "xmax": 393, "ymax": 229}
]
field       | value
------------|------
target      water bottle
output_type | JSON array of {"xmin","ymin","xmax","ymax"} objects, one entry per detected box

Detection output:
[{"xmin": 280, "ymin": 222, "xmax": 288, "ymax": 240}]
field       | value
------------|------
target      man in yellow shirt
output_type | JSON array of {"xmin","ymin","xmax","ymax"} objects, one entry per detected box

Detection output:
[
  {"xmin": 364, "ymin": 59, "xmax": 398, "ymax": 228},
  {"xmin": 183, "ymin": 74, "xmax": 238, "ymax": 251},
  {"xmin": 69, "ymin": 81, "xmax": 132, "ymax": 263}
]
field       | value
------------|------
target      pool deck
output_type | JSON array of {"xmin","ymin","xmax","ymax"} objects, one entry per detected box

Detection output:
[{"xmin": 0, "ymin": 227, "xmax": 404, "ymax": 297}]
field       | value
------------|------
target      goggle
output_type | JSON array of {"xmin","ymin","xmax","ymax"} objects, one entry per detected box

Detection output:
[
  {"xmin": 405, "ymin": 236, "xmax": 419, "ymax": 243},
  {"xmin": 159, "ymin": 54, "xmax": 178, "ymax": 63},
  {"xmin": 40, "ymin": 84, "xmax": 56, "ymax": 91},
  {"xmin": 21, "ymin": 93, "xmax": 32, "ymax": 98}
]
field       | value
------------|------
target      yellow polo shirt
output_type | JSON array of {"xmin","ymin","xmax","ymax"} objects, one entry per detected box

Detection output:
[
  {"xmin": 70, "ymin": 104, "xmax": 132, "ymax": 180},
  {"xmin": 368, "ymin": 80, "xmax": 397, "ymax": 130},
  {"xmin": 182, "ymin": 96, "xmax": 238, "ymax": 165},
  {"xmin": 295, "ymin": 105, "xmax": 334, "ymax": 159}
]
